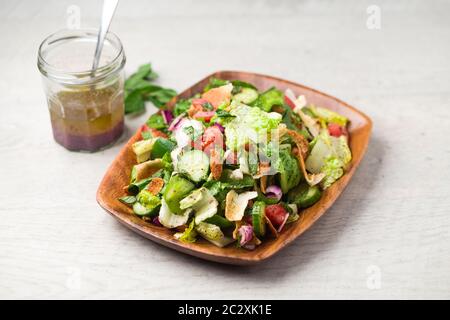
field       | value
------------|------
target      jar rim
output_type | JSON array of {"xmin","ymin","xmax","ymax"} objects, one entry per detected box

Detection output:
[{"xmin": 37, "ymin": 28, "xmax": 125, "ymax": 85}]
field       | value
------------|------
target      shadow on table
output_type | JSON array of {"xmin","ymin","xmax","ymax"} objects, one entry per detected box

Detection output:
[{"xmin": 114, "ymin": 133, "xmax": 384, "ymax": 282}]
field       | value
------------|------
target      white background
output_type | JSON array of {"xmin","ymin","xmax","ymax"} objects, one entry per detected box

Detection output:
[{"xmin": 0, "ymin": 0, "xmax": 449, "ymax": 299}]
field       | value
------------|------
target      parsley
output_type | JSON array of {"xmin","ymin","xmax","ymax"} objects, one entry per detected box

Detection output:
[
  {"xmin": 146, "ymin": 114, "xmax": 166, "ymax": 129},
  {"xmin": 216, "ymin": 109, "xmax": 236, "ymax": 118}
]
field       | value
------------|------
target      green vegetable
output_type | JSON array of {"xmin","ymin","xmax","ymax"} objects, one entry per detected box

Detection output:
[
  {"xmin": 125, "ymin": 64, "xmax": 157, "ymax": 90},
  {"xmin": 127, "ymin": 178, "xmax": 152, "ymax": 195},
  {"xmin": 195, "ymin": 222, "xmax": 224, "ymax": 241},
  {"xmin": 276, "ymin": 149, "xmax": 301, "ymax": 193},
  {"xmin": 124, "ymin": 90, "xmax": 146, "ymax": 114},
  {"xmin": 321, "ymin": 157, "xmax": 345, "ymax": 189},
  {"xmin": 173, "ymin": 99, "xmax": 191, "ymax": 116},
  {"xmin": 132, "ymin": 202, "xmax": 153, "ymax": 216},
  {"xmin": 118, "ymin": 195, "xmax": 137, "ymax": 207},
  {"xmin": 134, "ymin": 190, "xmax": 161, "ymax": 216},
  {"xmin": 252, "ymin": 201, "xmax": 266, "ymax": 237},
  {"xmin": 253, "ymin": 87, "xmax": 284, "ymax": 112},
  {"xmin": 305, "ymin": 131, "xmax": 351, "ymax": 188},
  {"xmin": 309, "ymin": 105, "xmax": 348, "ymax": 126},
  {"xmin": 176, "ymin": 219, "xmax": 197, "ymax": 243},
  {"xmin": 146, "ymin": 114, "xmax": 166, "ymax": 130},
  {"xmin": 179, "ymin": 187, "xmax": 218, "ymax": 224},
  {"xmin": 256, "ymin": 190, "xmax": 280, "ymax": 205},
  {"xmin": 224, "ymin": 104, "xmax": 282, "ymax": 150},
  {"xmin": 204, "ymin": 215, "xmax": 234, "ymax": 229},
  {"xmin": 233, "ymin": 88, "xmax": 259, "ymax": 104},
  {"xmin": 301, "ymin": 106, "xmax": 315, "ymax": 118},
  {"xmin": 151, "ymin": 138, "xmax": 175, "ymax": 159},
  {"xmin": 132, "ymin": 139, "xmax": 155, "ymax": 163},
  {"xmin": 163, "ymin": 175, "xmax": 195, "ymax": 214},
  {"xmin": 124, "ymin": 63, "xmax": 177, "ymax": 114},
  {"xmin": 141, "ymin": 131, "xmax": 152, "ymax": 140},
  {"xmin": 231, "ymin": 80, "xmax": 257, "ymax": 92},
  {"xmin": 159, "ymin": 199, "xmax": 191, "ymax": 228},
  {"xmin": 177, "ymin": 150, "xmax": 210, "ymax": 182},
  {"xmin": 221, "ymin": 170, "xmax": 255, "ymax": 189},
  {"xmin": 204, "ymin": 78, "xmax": 229, "ymax": 92},
  {"xmin": 130, "ymin": 166, "xmax": 137, "ymax": 183},
  {"xmin": 287, "ymin": 183, "xmax": 322, "ymax": 208}
]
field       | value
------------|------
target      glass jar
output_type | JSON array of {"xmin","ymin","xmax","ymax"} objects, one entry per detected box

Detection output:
[{"xmin": 38, "ymin": 29, "xmax": 126, "ymax": 152}]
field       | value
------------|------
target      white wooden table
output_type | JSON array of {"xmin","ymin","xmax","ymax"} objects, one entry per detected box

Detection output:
[{"xmin": 1, "ymin": 0, "xmax": 449, "ymax": 299}]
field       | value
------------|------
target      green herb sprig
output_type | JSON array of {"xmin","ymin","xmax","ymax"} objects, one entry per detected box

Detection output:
[{"xmin": 124, "ymin": 63, "xmax": 177, "ymax": 114}]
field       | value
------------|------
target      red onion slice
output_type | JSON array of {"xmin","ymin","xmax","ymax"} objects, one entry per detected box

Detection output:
[
  {"xmin": 238, "ymin": 225, "xmax": 253, "ymax": 246},
  {"xmin": 162, "ymin": 110, "xmax": 173, "ymax": 125},
  {"xmin": 265, "ymin": 185, "xmax": 282, "ymax": 201},
  {"xmin": 277, "ymin": 212, "xmax": 290, "ymax": 233},
  {"xmin": 168, "ymin": 114, "xmax": 185, "ymax": 131},
  {"xmin": 152, "ymin": 216, "xmax": 162, "ymax": 227}
]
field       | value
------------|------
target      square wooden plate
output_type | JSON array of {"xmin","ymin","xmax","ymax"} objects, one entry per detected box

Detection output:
[{"xmin": 96, "ymin": 71, "xmax": 372, "ymax": 265}]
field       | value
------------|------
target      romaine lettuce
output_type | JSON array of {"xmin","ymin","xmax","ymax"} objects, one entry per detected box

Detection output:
[{"xmin": 224, "ymin": 104, "xmax": 282, "ymax": 150}]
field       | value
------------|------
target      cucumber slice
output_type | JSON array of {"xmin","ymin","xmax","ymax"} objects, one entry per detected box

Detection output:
[
  {"xmin": 205, "ymin": 215, "xmax": 234, "ymax": 229},
  {"xmin": 133, "ymin": 202, "xmax": 152, "ymax": 216},
  {"xmin": 195, "ymin": 222, "xmax": 224, "ymax": 241},
  {"xmin": 177, "ymin": 150, "xmax": 210, "ymax": 182},
  {"xmin": 252, "ymin": 201, "xmax": 266, "ymax": 237},
  {"xmin": 151, "ymin": 138, "xmax": 175, "ymax": 159},
  {"xmin": 163, "ymin": 175, "xmax": 195, "ymax": 214},
  {"xmin": 233, "ymin": 88, "xmax": 259, "ymax": 104},
  {"xmin": 287, "ymin": 183, "xmax": 322, "ymax": 208}
]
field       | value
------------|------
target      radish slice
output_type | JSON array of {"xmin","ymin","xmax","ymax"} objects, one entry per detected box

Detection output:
[
  {"xmin": 265, "ymin": 185, "xmax": 282, "ymax": 201},
  {"xmin": 162, "ymin": 110, "xmax": 173, "ymax": 125}
]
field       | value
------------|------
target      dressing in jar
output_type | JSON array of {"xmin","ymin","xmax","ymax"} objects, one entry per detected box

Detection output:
[{"xmin": 38, "ymin": 29, "xmax": 126, "ymax": 151}]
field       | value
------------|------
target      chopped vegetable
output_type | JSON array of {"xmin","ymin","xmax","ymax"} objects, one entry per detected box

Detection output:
[
  {"xmin": 177, "ymin": 150, "xmax": 210, "ymax": 182},
  {"xmin": 163, "ymin": 175, "xmax": 195, "ymax": 214},
  {"xmin": 119, "ymin": 78, "xmax": 352, "ymax": 249},
  {"xmin": 158, "ymin": 199, "xmax": 191, "ymax": 228},
  {"xmin": 252, "ymin": 201, "xmax": 266, "ymax": 237},
  {"xmin": 253, "ymin": 87, "xmax": 284, "ymax": 112}
]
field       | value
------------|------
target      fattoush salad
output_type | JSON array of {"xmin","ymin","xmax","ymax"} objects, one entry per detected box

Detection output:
[{"xmin": 118, "ymin": 78, "xmax": 352, "ymax": 250}]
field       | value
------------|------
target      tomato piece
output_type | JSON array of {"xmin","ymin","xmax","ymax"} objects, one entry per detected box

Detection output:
[
  {"xmin": 284, "ymin": 95, "xmax": 296, "ymax": 110},
  {"xmin": 328, "ymin": 123, "xmax": 346, "ymax": 137},
  {"xmin": 191, "ymin": 98, "xmax": 209, "ymax": 106},
  {"xmin": 193, "ymin": 111, "xmax": 215, "ymax": 122},
  {"xmin": 140, "ymin": 124, "xmax": 150, "ymax": 132},
  {"xmin": 201, "ymin": 126, "xmax": 224, "ymax": 155},
  {"xmin": 201, "ymin": 84, "xmax": 232, "ymax": 108},
  {"xmin": 265, "ymin": 204, "xmax": 288, "ymax": 228}
]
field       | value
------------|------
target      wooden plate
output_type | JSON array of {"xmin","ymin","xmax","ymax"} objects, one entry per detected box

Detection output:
[{"xmin": 96, "ymin": 71, "xmax": 372, "ymax": 265}]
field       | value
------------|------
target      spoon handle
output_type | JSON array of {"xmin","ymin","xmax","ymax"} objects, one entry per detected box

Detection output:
[{"xmin": 92, "ymin": 0, "xmax": 119, "ymax": 71}]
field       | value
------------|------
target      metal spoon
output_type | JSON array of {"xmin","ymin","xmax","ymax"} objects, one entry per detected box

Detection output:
[{"xmin": 91, "ymin": 0, "xmax": 119, "ymax": 72}]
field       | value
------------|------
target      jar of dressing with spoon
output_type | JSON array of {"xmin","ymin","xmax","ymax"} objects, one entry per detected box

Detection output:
[{"xmin": 37, "ymin": 28, "xmax": 126, "ymax": 151}]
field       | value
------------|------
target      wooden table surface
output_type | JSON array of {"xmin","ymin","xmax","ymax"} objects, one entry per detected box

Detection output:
[{"xmin": 1, "ymin": 0, "xmax": 449, "ymax": 299}]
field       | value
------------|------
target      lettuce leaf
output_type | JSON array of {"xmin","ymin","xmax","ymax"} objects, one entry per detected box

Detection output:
[
  {"xmin": 321, "ymin": 157, "xmax": 345, "ymax": 189},
  {"xmin": 224, "ymin": 104, "xmax": 282, "ymax": 150},
  {"xmin": 305, "ymin": 130, "xmax": 352, "ymax": 189},
  {"xmin": 175, "ymin": 219, "xmax": 197, "ymax": 243},
  {"xmin": 253, "ymin": 87, "xmax": 284, "ymax": 112}
]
